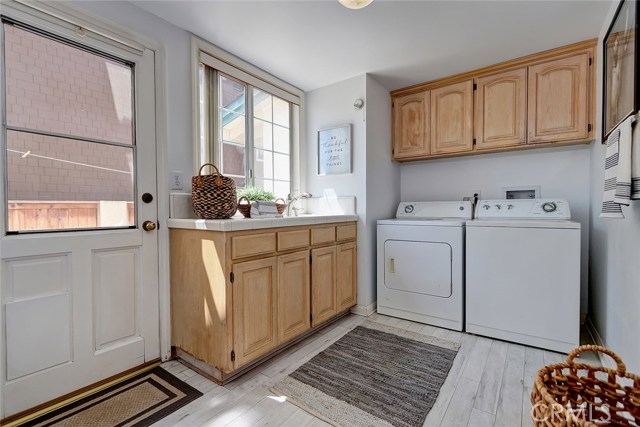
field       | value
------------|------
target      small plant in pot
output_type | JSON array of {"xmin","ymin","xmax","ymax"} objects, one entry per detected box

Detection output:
[{"xmin": 237, "ymin": 187, "xmax": 286, "ymax": 218}]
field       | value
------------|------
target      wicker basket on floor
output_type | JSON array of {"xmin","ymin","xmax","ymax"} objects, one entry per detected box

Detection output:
[
  {"xmin": 531, "ymin": 345, "xmax": 640, "ymax": 427},
  {"xmin": 237, "ymin": 196, "xmax": 287, "ymax": 218}
]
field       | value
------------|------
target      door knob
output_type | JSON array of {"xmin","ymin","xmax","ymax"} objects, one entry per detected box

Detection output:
[{"xmin": 142, "ymin": 220, "xmax": 157, "ymax": 231}]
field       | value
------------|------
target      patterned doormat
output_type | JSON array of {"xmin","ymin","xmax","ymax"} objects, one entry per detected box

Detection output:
[
  {"xmin": 272, "ymin": 322, "xmax": 460, "ymax": 427},
  {"xmin": 21, "ymin": 366, "xmax": 202, "ymax": 427}
]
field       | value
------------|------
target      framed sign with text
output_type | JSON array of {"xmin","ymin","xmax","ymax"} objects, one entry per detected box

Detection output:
[{"xmin": 317, "ymin": 124, "xmax": 352, "ymax": 175}]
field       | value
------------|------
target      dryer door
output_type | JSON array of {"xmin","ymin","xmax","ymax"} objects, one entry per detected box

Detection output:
[{"xmin": 384, "ymin": 240, "xmax": 452, "ymax": 297}]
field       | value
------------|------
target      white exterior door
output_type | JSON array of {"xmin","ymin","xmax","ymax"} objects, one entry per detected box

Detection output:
[{"xmin": 0, "ymin": 8, "xmax": 160, "ymax": 418}]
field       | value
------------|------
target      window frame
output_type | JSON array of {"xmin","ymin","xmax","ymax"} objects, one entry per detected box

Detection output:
[{"xmin": 191, "ymin": 36, "xmax": 304, "ymax": 197}]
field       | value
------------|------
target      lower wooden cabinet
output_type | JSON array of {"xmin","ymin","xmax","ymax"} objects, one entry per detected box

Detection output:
[
  {"xmin": 337, "ymin": 242, "xmax": 357, "ymax": 312},
  {"xmin": 232, "ymin": 257, "xmax": 278, "ymax": 367},
  {"xmin": 170, "ymin": 221, "xmax": 356, "ymax": 384},
  {"xmin": 277, "ymin": 250, "xmax": 310, "ymax": 343},
  {"xmin": 311, "ymin": 246, "xmax": 337, "ymax": 326}
]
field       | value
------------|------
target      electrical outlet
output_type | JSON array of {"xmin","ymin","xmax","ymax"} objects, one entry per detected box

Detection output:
[{"xmin": 171, "ymin": 171, "xmax": 183, "ymax": 191}]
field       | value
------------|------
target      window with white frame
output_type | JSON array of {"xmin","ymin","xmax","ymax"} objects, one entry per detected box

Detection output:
[{"xmin": 197, "ymin": 47, "xmax": 301, "ymax": 199}]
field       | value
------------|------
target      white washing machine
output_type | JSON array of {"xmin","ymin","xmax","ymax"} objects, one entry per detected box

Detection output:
[
  {"xmin": 377, "ymin": 201, "xmax": 472, "ymax": 331},
  {"xmin": 466, "ymin": 199, "xmax": 580, "ymax": 353}
]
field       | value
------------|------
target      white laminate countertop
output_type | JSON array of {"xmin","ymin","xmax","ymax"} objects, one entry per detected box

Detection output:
[{"xmin": 167, "ymin": 214, "xmax": 358, "ymax": 232}]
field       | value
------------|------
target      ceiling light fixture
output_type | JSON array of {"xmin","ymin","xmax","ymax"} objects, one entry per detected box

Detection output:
[{"xmin": 339, "ymin": 0, "xmax": 373, "ymax": 10}]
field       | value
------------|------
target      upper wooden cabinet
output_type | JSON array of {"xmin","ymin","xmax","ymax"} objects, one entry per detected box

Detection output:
[
  {"xmin": 431, "ymin": 80, "xmax": 474, "ymax": 155},
  {"xmin": 475, "ymin": 68, "xmax": 527, "ymax": 149},
  {"xmin": 390, "ymin": 39, "xmax": 595, "ymax": 162},
  {"xmin": 392, "ymin": 91, "xmax": 430, "ymax": 159},
  {"xmin": 528, "ymin": 52, "xmax": 590, "ymax": 144}
]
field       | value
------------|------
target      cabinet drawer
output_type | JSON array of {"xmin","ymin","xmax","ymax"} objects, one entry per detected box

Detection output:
[
  {"xmin": 336, "ymin": 224, "xmax": 356, "ymax": 241},
  {"xmin": 278, "ymin": 229, "xmax": 310, "ymax": 251},
  {"xmin": 232, "ymin": 233, "xmax": 276, "ymax": 259},
  {"xmin": 311, "ymin": 226, "xmax": 335, "ymax": 245}
]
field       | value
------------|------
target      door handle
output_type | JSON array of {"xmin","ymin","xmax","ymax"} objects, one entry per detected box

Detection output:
[
  {"xmin": 389, "ymin": 258, "xmax": 395, "ymax": 273},
  {"xmin": 142, "ymin": 220, "xmax": 157, "ymax": 231}
]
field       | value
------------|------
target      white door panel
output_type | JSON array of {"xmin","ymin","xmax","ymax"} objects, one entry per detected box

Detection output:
[
  {"xmin": 384, "ymin": 240, "xmax": 452, "ymax": 297},
  {"xmin": 0, "ymin": 14, "xmax": 160, "ymax": 417}
]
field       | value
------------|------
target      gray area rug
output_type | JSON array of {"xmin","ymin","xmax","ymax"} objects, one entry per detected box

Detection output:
[{"xmin": 271, "ymin": 321, "xmax": 460, "ymax": 427}]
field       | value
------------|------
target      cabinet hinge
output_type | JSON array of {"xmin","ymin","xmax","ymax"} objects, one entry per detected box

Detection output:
[
  {"xmin": 589, "ymin": 57, "xmax": 593, "ymax": 66},
  {"xmin": 309, "ymin": 254, "xmax": 312, "ymax": 264},
  {"xmin": 588, "ymin": 124, "xmax": 592, "ymax": 132},
  {"xmin": 310, "ymin": 313, "xmax": 313, "ymax": 323},
  {"xmin": 231, "ymin": 350, "xmax": 236, "ymax": 362},
  {"xmin": 230, "ymin": 272, "xmax": 234, "ymax": 283},
  {"xmin": 473, "ymin": 83, "xmax": 477, "ymax": 91},
  {"xmin": 473, "ymin": 138, "xmax": 477, "ymax": 145}
]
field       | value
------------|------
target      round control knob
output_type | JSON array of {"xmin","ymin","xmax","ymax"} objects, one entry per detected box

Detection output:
[
  {"xmin": 483, "ymin": 204, "xmax": 490, "ymax": 210},
  {"xmin": 495, "ymin": 204, "xmax": 502, "ymax": 210},
  {"xmin": 542, "ymin": 202, "xmax": 557, "ymax": 213},
  {"xmin": 404, "ymin": 204, "xmax": 414, "ymax": 214},
  {"xmin": 507, "ymin": 204, "xmax": 514, "ymax": 210}
]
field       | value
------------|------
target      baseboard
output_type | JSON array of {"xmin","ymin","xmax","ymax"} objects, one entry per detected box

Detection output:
[
  {"xmin": 350, "ymin": 302, "xmax": 376, "ymax": 317},
  {"xmin": 585, "ymin": 317, "xmax": 616, "ymax": 370}
]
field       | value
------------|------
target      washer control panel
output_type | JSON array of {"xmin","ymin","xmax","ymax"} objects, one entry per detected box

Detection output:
[{"xmin": 475, "ymin": 199, "xmax": 571, "ymax": 219}]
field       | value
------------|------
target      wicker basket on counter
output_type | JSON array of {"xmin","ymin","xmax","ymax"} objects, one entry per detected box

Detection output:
[
  {"xmin": 531, "ymin": 345, "xmax": 640, "ymax": 427},
  {"xmin": 237, "ymin": 197, "xmax": 287, "ymax": 218},
  {"xmin": 191, "ymin": 163, "xmax": 237, "ymax": 219}
]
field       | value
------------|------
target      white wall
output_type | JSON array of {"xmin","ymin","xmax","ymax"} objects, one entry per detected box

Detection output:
[
  {"xmin": 401, "ymin": 144, "xmax": 592, "ymax": 314},
  {"xmin": 70, "ymin": 1, "xmax": 193, "ymax": 191},
  {"xmin": 304, "ymin": 75, "xmax": 369, "ymax": 306},
  {"xmin": 364, "ymin": 75, "xmax": 400, "ymax": 306},
  {"xmin": 588, "ymin": 1, "xmax": 640, "ymax": 372}
]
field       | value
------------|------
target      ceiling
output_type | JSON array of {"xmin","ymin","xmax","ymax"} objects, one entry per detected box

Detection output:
[{"xmin": 132, "ymin": 0, "xmax": 613, "ymax": 92}]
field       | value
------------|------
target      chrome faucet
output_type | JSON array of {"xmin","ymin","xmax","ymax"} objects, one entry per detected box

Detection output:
[{"xmin": 286, "ymin": 192, "xmax": 312, "ymax": 216}]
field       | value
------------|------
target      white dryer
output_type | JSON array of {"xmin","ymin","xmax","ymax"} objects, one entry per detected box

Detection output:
[
  {"xmin": 377, "ymin": 201, "xmax": 473, "ymax": 331},
  {"xmin": 466, "ymin": 199, "xmax": 580, "ymax": 353}
]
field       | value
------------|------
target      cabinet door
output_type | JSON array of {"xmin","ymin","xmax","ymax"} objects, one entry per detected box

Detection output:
[
  {"xmin": 311, "ymin": 246, "xmax": 337, "ymax": 326},
  {"xmin": 528, "ymin": 52, "xmax": 590, "ymax": 143},
  {"xmin": 277, "ymin": 250, "xmax": 310, "ymax": 344},
  {"xmin": 232, "ymin": 257, "xmax": 277, "ymax": 367},
  {"xmin": 475, "ymin": 68, "xmax": 527, "ymax": 149},
  {"xmin": 431, "ymin": 80, "xmax": 473, "ymax": 154},
  {"xmin": 392, "ymin": 91, "xmax": 430, "ymax": 159},
  {"xmin": 336, "ymin": 242, "xmax": 356, "ymax": 312}
]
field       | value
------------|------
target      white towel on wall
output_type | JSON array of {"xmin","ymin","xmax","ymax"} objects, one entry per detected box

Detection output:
[
  {"xmin": 601, "ymin": 116, "xmax": 635, "ymax": 218},
  {"xmin": 250, "ymin": 200, "xmax": 282, "ymax": 218},
  {"xmin": 632, "ymin": 117, "xmax": 640, "ymax": 199}
]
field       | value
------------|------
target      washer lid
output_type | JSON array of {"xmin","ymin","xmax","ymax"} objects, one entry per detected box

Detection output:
[{"xmin": 466, "ymin": 219, "xmax": 580, "ymax": 229}]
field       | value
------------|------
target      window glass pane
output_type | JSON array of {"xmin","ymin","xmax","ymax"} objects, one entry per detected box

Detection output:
[
  {"xmin": 230, "ymin": 176, "xmax": 246, "ymax": 188},
  {"xmin": 6, "ymin": 131, "xmax": 134, "ymax": 232},
  {"xmin": 220, "ymin": 75, "xmax": 245, "ymax": 113},
  {"xmin": 222, "ymin": 143, "xmax": 245, "ymax": 176},
  {"xmin": 273, "ymin": 97, "xmax": 290, "ymax": 128},
  {"xmin": 273, "ymin": 180, "xmax": 291, "ymax": 199},
  {"xmin": 254, "ymin": 178, "xmax": 273, "ymax": 193},
  {"xmin": 274, "ymin": 153, "xmax": 290, "ymax": 180},
  {"xmin": 273, "ymin": 125, "xmax": 290, "ymax": 154},
  {"xmin": 4, "ymin": 25, "xmax": 133, "ymax": 145},
  {"xmin": 221, "ymin": 113, "xmax": 245, "ymax": 146},
  {"xmin": 253, "ymin": 89, "xmax": 272, "ymax": 122},
  {"xmin": 253, "ymin": 119, "xmax": 273, "ymax": 150},
  {"xmin": 254, "ymin": 148, "xmax": 273, "ymax": 179}
]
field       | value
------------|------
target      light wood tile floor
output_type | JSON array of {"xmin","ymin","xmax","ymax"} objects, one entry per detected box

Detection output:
[{"xmin": 154, "ymin": 313, "xmax": 599, "ymax": 427}]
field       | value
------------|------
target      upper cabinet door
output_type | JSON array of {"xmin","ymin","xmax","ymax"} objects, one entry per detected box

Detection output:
[
  {"xmin": 528, "ymin": 52, "xmax": 590, "ymax": 144},
  {"xmin": 431, "ymin": 80, "xmax": 474, "ymax": 154},
  {"xmin": 392, "ymin": 91, "xmax": 430, "ymax": 159},
  {"xmin": 475, "ymin": 68, "xmax": 527, "ymax": 149}
]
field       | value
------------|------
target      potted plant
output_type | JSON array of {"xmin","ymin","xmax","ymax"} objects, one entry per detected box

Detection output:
[{"xmin": 237, "ymin": 187, "xmax": 286, "ymax": 217}]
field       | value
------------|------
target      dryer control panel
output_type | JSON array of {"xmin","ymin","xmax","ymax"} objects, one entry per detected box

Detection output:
[
  {"xmin": 475, "ymin": 199, "xmax": 571, "ymax": 220},
  {"xmin": 396, "ymin": 201, "xmax": 473, "ymax": 219}
]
